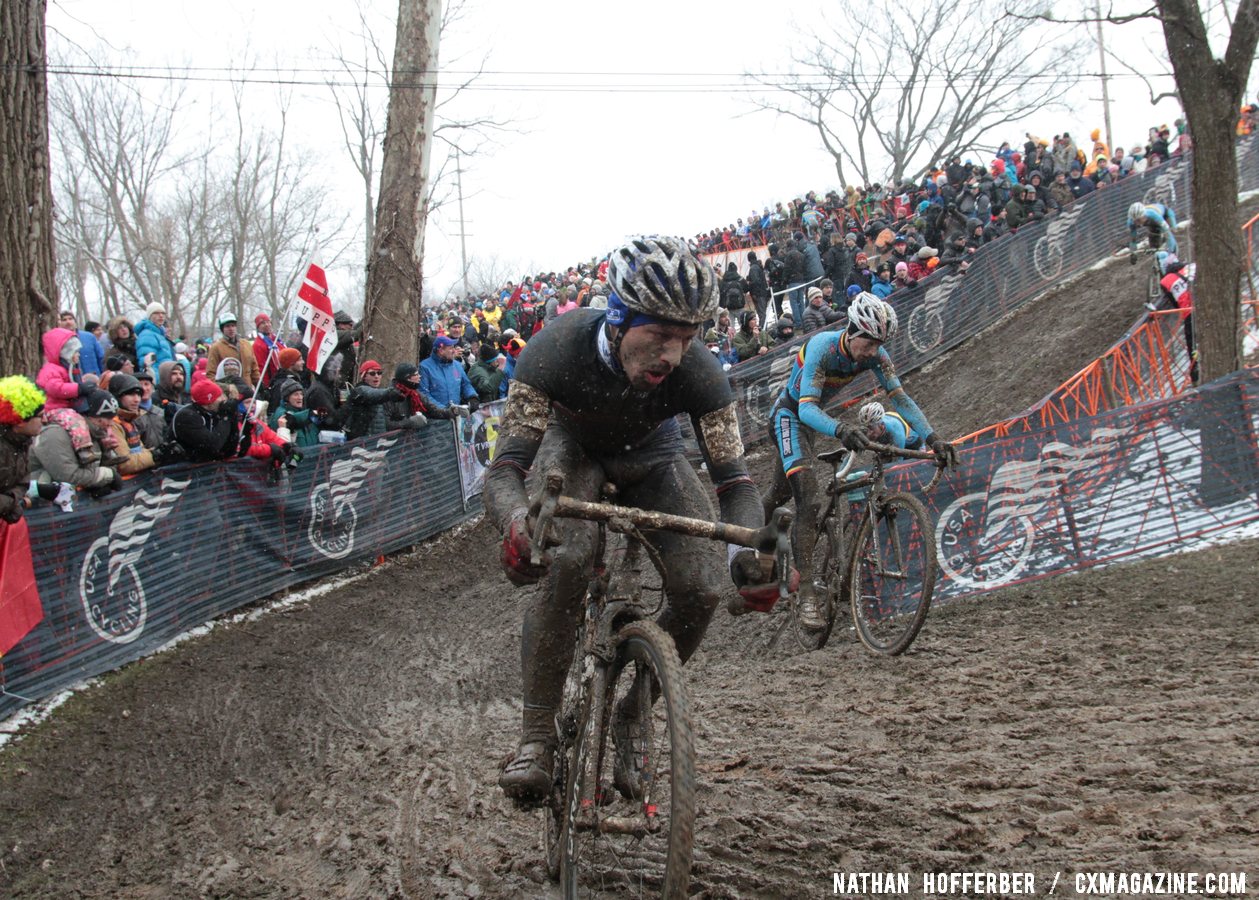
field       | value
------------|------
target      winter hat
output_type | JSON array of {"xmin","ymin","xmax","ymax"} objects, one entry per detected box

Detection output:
[
  {"xmin": 218, "ymin": 312, "xmax": 237, "ymax": 330},
  {"xmin": 174, "ymin": 341, "xmax": 189, "ymax": 355},
  {"xmin": 254, "ymin": 313, "xmax": 271, "ymax": 327},
  {"xmin": 191, "ymin": 379, "xmax": 223, "ymax": 406},
  {"xmin": 479, "ymin": 343, "xmax": 499, "ymax": 362},
  {"xmin": 846, "ymin": 284, "xmax": 863, "ymax": 299},
  {"xmin": 145, "ymin": 302, "xmax": 166, "ymax": 318},
  {"xmin": 279, "ymin": 379, "xmax": 304, "ymax": 402},
  {"xmin": 81, "ymin": 388, "xmax": 119, "ymax": 418},
  {"xmin": 135, "ymin": 370, "xmax": 155, "ymax": 384},
  {"xmin": 895, "ymin": 261, "xmax": 909, "ymax": 275},
  {"xmin": 107, "ymin": 373, "xmax": 143, "ymax": 398},
  {"xmin": 278, "ymin": 348, "xmax": 302, "ymax": 368},
  {"xmin": 855, "ymin": 252, "xmax": 869, "ymax": 264},
  {"xmin": 105, "ymin": 355, "xmax": 126, "ymax": 372},
  {"xmin": 505, "ymin": 337, "xmax": 527, "ymax": 358},
  {"xmin": 394, "ymin": 362, "xmax": 419, "ymax": 382},
  {"xmin": 0, "ymin": 375, "xmax": 45, "ymax": 425},
  {"xmin": 333, "ymin": 310, "xmax": 354, "ymax": 326},
  {"xmin": 358, "ymin": 359, "xmax": 383, "ymax": 377},
  {"xmin": 807, "ymin": 286, "xmax": 824, "ymax": 302}
]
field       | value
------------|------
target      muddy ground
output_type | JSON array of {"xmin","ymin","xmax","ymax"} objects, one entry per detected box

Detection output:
[{"xmin": 2, "ymin": 240, "xmax": 1257, "ymax": 899}]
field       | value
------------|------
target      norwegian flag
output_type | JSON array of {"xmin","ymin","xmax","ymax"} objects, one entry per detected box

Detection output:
[{"xmin": 293, "ymin": 263, "xmax": 337, "ymax": 374}]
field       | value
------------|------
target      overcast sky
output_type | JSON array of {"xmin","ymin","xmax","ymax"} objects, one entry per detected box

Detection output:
[{"xmin": 47, "ymin": 0, "xmax": 1205, "ymax": 306}]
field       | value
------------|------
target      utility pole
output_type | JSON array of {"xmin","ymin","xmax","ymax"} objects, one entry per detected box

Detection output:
[
  {"xmin": 1093, "ymin": 0, "xmax": 1113, "ymax": 152},
  {"xmin": 455, "ymin": 147, "xmax": 469, "ymax": 299}
]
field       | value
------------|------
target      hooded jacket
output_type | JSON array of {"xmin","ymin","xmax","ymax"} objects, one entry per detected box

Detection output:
[
  {"xmin": 36, "ymin": 329, "xmax": 83, "ymax": 412},
  {"xmin": 134, "ymin": 317, "xmax": 175, "ymax": 370}
]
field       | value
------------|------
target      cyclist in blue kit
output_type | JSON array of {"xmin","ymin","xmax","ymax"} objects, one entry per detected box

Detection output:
[
  {"xmin": 858, "ymin": 400, "xmax": 924, "ymax": 450},
  {"xmin": 759, "ymin": 293, "xmax": 957, "ymax": 630}
]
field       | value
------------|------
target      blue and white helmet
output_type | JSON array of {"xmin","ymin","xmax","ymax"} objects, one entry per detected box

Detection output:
[
  {"xmin": 1128, "ymin": 201, "xmax": 1146, "ymax": 225},
  {"xmin": 605, "ymin": 236, "xmax": 719, "ymax": 326},
  {"xmin": 858, "ymin": 401, "xmax": 886, "ymax": 427}
]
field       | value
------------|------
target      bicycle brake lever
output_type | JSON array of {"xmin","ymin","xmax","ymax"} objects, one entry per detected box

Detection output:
[
  {"xmin": 530, "ymin": 472, "xmax": 564, "ymax": 565},
  {"xmin": 769, "ymin": 506, "xmax": 794, "ymax": 599}
]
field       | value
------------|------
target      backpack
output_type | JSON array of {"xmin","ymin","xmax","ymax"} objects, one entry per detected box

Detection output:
[{"xmin": 765, "ymin": 257, "xmax": 787, "ymax": 291}]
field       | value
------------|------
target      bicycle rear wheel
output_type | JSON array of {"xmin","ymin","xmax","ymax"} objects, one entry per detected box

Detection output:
[
  {"xmin": 790, "ymin": 520, "xmax": 841, "ymax": 651},
  {"xmin": 849, "ymin": 492, "xmax": 937, "ymax": 655},
  {"xmin": 561, "ymin": 620, "xmax": 696, "ymax": 898}
]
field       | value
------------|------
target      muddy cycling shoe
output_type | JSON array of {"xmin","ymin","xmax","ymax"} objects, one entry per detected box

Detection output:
[
  {"xmin": 611, "ymin": 709, "xmax": 649, "ymax": 802},
  {"xmin": 796, "ymin": 583, "xmax": 828, "ymax": 631},
  {"xmin": 498, "ymin": 740, "xmax": 555, "ymax": 805}
]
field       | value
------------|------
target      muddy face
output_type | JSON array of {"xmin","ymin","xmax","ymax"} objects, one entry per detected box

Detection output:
[{"xmin": 616, "ymin": 322, "xmax": 699, "ymax": 391}]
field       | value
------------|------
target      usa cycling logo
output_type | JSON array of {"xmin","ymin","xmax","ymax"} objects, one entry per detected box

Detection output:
[
  {"xmin": 936, "ymin": 430, "xmax": 1122, "ymax": 587},
  {"xmin": 78, "ymin": 476, "xmax": 191, "ymax": 644},
  {"xmin": 1032, "ymin": 202, "xmax": 1086, "ymax": 281},
  {"xmin": 308, "ymin": 437, "xmax": 398, "ymax": 559}
]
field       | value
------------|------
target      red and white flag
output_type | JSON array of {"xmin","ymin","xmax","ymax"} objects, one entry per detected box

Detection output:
[{"xmin": 293, "ymin": 263, "xmax": 337, "ymax": 374}]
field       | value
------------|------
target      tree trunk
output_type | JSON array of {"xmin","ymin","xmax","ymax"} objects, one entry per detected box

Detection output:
[
  {"xmin": 0, "ymin": 0, "xmax": 58, "ymax": 374},
  {"xmin": 362, "ymin": 0, "xmax": 441, "ymax": 369},
  {"xmin": 1159, "ymin": 0, "xmax": 1259, "ymax": 382}
]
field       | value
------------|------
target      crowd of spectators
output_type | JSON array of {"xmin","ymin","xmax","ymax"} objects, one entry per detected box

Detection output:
[{"xmin": 0, "ymin": 116, "xmax": 1212, "ymax": 522}]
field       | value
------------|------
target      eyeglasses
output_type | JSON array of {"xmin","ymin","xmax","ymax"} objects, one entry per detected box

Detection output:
[{"xmin": 364, "ymin": 370, "xmax": 383, "ymax": 377}]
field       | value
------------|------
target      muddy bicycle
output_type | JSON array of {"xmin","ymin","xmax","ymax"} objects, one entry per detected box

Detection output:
[
  {"xmin": 527, "ymin": 471, "xmax": 793, "ymax": 897},
  {"xmin": 778, "ymin": 442, "xmax": 943, "ymax": 655}
]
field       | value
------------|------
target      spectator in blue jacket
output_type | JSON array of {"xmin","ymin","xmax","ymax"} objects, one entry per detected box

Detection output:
[
  {"xmin": 134, "ymin": 303, "xmax": 176, "ymax": 373},
  {"xmin": 420, "ymin": 336, "xmax": 479, "ymax": 416},
  {"xmin": 58, "ymin": 311, "xmax": 105, "ymax": 377}
]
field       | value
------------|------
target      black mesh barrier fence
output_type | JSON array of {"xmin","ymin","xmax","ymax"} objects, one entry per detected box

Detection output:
[
  {"xmin": 0, "ymin": 425, "xmax": 470, "ymax": 718},
  {"xmin": 724, "ymin": 135, "xmax": 1259, "ymax": 446},
  {"xmin": 875, "ymin": 368, "xmax": 1259, "ymax": 604}
]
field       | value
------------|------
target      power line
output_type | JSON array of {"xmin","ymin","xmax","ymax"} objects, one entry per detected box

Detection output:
[{"xmin": 14, "ymin": 62, "xmax": 1164, "ymax": 93}]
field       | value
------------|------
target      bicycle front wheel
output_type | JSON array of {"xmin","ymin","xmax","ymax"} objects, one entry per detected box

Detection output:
[
  {"xmin": 849, "ymin": 492, "xmax": 937, "ymax": 655},
  {"xmin": 561, "ymin": 620, "xmax": 696, "ymax": 898}
]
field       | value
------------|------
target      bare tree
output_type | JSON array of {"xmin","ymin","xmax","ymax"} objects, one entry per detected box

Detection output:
[
  {"xmin": 751, "ymin": 0, "xmax": 1082, "ymax": 187},
  {"xmin": 1, "ymin": 0, "xmax": 60, "ymax": 373},
  {"xmin": 326, "ymin": 0, "xmax": 519, "ymax": 281},
  {"xmin": 360, "ymin": 0, "xmax": 442, "ymax": 369},
  {"xmin": 49, "ymin": 57, "xmax": 351, "ymax": 340}
]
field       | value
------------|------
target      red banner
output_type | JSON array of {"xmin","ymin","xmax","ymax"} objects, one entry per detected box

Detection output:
[
  {"xmin": 293, "ymin": 263, "xmax": 337, "ymax": 374},
  {"xmin": 0, "ymin": 518, "xmax": 44, "ymax": 656}
]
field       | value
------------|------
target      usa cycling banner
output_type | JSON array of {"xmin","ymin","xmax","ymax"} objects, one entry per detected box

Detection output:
[
  {"xmin": 0, "ymin": 427, "xmax": 469, "ymax": 720},
  {"xmin": 885, "ymin": 368, "xmax": 1259, "ymax": 603},
  {"xmin": 724, "ymin": 134, "xmax": 1259, "ymax": 447},
  {"xmin": 455, "ymin": 399, "xmax": 507, "ymax": 503}
]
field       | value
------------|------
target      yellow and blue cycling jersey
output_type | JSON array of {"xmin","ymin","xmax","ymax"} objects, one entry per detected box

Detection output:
[
  {"xmin": 771, "ymin": 330, "xmax": 933, "ymax": 476},
  {"xmin": 877, "ymin": 410, "xmax": 924, "ymax": 450}
]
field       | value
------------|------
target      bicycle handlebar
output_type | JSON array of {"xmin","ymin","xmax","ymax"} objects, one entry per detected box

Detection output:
[
  {"xmin": 529, "ymin": 471, "xmax": 797, "ymax": 597},
  {"xmin": 818, "ymin": 442, "xmax": 945, "ymax": 493}
]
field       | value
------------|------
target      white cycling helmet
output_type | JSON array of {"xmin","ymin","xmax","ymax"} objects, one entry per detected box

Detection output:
[
  {"xmin": 846, "ymin": 293, "xmax": 899, "ymax": 342},
  {"xmin": 858, "ymin": 400, "xmax": 885, "ymax": 428},
  {"xmin": 605, "ymin": 236, "xmax": 719, "ymax": 326},
  {"xmin": 1128, "ymin": 201, "xmax": 1145, "ymax": 223}
]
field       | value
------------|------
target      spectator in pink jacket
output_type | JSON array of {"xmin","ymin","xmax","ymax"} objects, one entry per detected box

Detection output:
[{"xmin": 36, "ymin": 328, "xmax": 85, "ymax": 412}]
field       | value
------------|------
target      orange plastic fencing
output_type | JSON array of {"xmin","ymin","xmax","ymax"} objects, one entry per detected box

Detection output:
[
  {"xmin": 960, "ymin": 216, "xmax": 1259, "ymax": 446},
  {"xmin": 958, "ymin": 312, "xmax": 1192, "ymax": 445}
]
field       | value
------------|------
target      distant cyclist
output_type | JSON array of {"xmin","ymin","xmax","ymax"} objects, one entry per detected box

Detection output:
[
  {"xmin": 857, "ymin": 400, "xmax": 924, "ymax": 450},
  {"xmin": 1127, "ymin": 201, "xmax": 1179, "ymax": 257},
  {"xmin": 484, "ymin": 236, "xmax": 784, "ymax": 804},
  {"xmin": 760, "ymin": 293, "xmax": 956, "ymax": 631},
  {"xmin": 1155, "ymin": 251, "xmax": 1198, "ymax": 384}
]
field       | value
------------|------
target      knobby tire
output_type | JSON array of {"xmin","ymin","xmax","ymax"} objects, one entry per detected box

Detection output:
[
  {"xmin": 849, "ymin": 492, "xmax": 937, "ymax": 655},
  {"xmin": 560, "ymin": 620, "xmax": 696, "ymax": 898}
]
